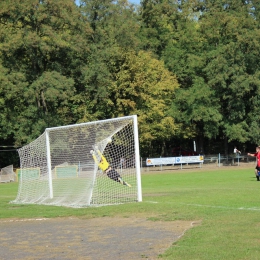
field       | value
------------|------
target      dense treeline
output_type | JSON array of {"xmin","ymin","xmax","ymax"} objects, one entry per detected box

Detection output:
[{"xmin": 0, "ymin": 0, "xmax": 260, "ymax": 166}]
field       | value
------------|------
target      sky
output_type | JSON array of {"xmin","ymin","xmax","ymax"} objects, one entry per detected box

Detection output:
[{"xmin": 129, "ymin": 0, "xmax": 140, "ymax": 4}]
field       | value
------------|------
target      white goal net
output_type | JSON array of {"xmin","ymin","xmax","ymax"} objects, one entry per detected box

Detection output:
[{"xmin": 11, "ymin": 115, "xmax": 142, "ymax": 207}]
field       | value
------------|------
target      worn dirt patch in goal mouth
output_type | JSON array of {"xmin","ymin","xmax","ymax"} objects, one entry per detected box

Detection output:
[{"xmin": 0, "ymin": 217, "xmax": 199, "ymax": 260}]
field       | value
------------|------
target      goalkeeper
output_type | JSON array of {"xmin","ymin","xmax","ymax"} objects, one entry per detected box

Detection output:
[{"xmin": 90, "ymin": 149, "xmax": 131, "ymax": 187}]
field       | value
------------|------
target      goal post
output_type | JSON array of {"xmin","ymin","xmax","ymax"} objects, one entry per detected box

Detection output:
[
  {"xmin": 46, "ymin": 129, "xmax": 53, "ymax": 199},
  {"xmin": 11, "ymin": 115, "xmax": 142, "ymax": 207},
  {"xmin": 133, "ymin": 115, "xmax": 142, "ymax": 202}
]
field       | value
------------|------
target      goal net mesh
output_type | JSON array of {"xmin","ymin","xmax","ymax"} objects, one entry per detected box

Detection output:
[{"xmin": 11, "ymin": 116, "xmax": 141, "ymax": 207}]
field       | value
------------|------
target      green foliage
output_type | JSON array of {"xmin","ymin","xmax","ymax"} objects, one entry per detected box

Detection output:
[
  {"xmin": 171, "ymin": 77, "xmax": 222, "ymax": 139},
  {"xmin": 140, "ymin": 0, "xmax": 178, "ymax": 56},
  {"xmin": 0, "ymin": 0, "xmax": 91, "ymax": 146},
  {"xmin": 158, "ymin": 0, "xmax": 260, "ymax": 151},
  {"xmin": 69, "ymin": 0, "xmax": 142, "ymax": 122},
  {"xmin": 109, "ymin": 50, "xmax": 179, "ymax": 155},
  {"xmin": 199, "ymin": 1, "xmax": 260, "ymax": 144},
  {"xmin": 1, "ymin": 0, "xmax": 260, "ymax": 159}
]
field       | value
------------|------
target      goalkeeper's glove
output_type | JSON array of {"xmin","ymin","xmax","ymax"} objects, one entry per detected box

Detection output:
[{"xmin": 90, "ymin": 150, "xmax": 94, "ymax": 155}]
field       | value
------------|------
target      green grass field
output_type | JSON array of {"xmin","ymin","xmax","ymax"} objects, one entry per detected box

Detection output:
[{"xmin": 1, "ymin": 166, "xmax": 260, "ymax": 259}]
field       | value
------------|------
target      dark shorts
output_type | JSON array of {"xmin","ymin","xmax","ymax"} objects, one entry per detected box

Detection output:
[
  {"xmin": 255, "ymin": 166, "xmax": 260, "ymax": 172},
  {"xmin": 107, "ymin": 168, "xmax": 120, "ymax": 181}
]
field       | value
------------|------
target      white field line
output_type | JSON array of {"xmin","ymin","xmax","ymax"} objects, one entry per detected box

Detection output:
[
  {"xmin": 0, "ymin": 217, "xmax": 77, "ymax": 223},
  {"xmin": 0, "ymin": 218, "xmax": 50, "ymax": 223},
  {"xmin": 185, "ymin": 203, "xmax": 260, "ymax": 211}
]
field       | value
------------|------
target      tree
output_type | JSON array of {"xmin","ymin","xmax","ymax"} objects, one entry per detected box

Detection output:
[
  {"xmin": 108, "ymin": 50, "xmax": 179, "ymax": 156},
  {"xmin": 199, "ymin": 0, "xmax": 260, "ymax": 151},
  {"xmin": 139, "ymin": 0, "xmax": 179, "ymax": 57},
  {"xmin": 72, "ymin": 0, "xmax": 141, "ymax": 123},
  {"xmin": 161, "ymin": 0, "xmax": 260, "ymax": 153},
  {"xmin": 73, "ymin": 1, "xmax": 180, "ymax": 156},
  {"xmin": 0, "ymin": 0, "xmax": 92, "ymax": 145}
]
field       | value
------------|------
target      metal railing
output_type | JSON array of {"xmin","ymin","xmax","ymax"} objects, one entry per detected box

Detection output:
[{"xmin": 140, "ymin": 154, "xmax": 257, "ymax": 172}]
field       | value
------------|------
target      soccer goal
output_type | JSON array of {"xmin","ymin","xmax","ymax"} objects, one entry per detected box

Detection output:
[{"xmin": 11, "ymin": 115, "xmax": 142, "ymax": 208}]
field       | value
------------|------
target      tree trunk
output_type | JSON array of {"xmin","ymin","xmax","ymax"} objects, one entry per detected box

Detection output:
[
  {"xmin": 224, "ymin": 136, "xmax": 228, "ymax": 156},
  {"xmin": 197, "ymin": 135, "xmax": 204, "ymax": 154}
]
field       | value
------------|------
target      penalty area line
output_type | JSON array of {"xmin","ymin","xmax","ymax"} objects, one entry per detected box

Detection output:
[
  {"xmin": 184, "ymin": 203, "xmax": 260, "ymax": 211},
  {"xmin": 0, "ymin": 218, "xmax": 50, "ymax": 223}
]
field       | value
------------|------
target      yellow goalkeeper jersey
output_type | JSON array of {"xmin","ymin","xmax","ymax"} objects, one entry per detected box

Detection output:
[{"xmin": 92, "ymin": 150, "xmax": 110, "ymax": 171}]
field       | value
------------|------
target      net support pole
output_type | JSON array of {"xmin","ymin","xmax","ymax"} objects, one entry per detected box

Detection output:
[
  {"xmin": 45, "ymin": 129, "xmax": 53, "ymax": 199},
  {"xmin": 133, "ymin": 115, "xmax": 142, "ymax": 202}
]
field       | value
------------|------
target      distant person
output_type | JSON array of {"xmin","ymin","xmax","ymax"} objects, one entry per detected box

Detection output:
[
  {"xmin": 119, "ymin": 157, "xmax": 125, "ymax": 169},
  {"xmin": 247, "ymin": 146, "xmax": 260, "ymax": 181},
  {"xmin": 234, "ymin": 147, "xmax": 241, "ymax": 154},
  {"xmin": 90, "ymin": 149, "xmax": 131, "ymax": 187}
]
